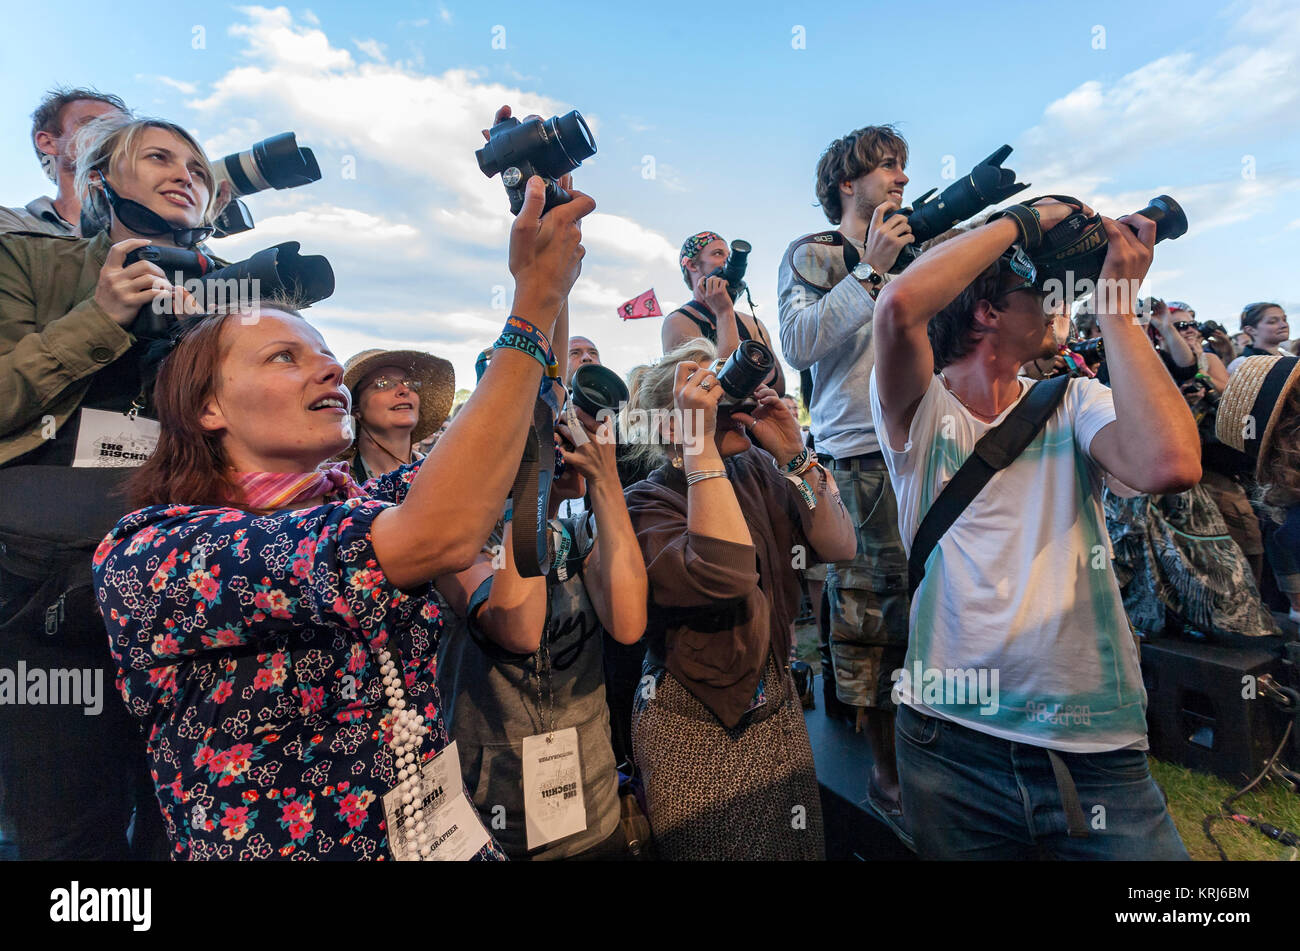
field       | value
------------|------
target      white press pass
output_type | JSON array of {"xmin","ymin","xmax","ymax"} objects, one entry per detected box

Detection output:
[
  {"xmin": 71, "ymin": 408, "xmax": 159, "ymax": 468},
  {"xmin": 522, "ymin": 727, "xmax": 586, "ymax": 850},
  {"xmin": 383, "ymin": 740, "xmax": 492, "ymax": 861}
]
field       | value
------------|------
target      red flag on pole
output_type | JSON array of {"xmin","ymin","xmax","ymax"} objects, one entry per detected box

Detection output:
[{"xmin": 618, "ymin": 288, "xmax": 663, "ymax": 320}]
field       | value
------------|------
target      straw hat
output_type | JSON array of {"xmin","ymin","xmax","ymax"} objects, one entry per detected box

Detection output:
[
  {"xmin": 1214, "ymin": 355, "xmax": 1300, "ymax": 477},
  {"xmin": 343, "ymin": 349, "xmax": 455, "ymax": 444}
]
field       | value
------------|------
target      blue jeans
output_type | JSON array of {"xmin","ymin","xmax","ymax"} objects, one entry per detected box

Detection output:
[{"xmin": 895, "ymin": 704, "xmax": 1189, "ymax": 860}]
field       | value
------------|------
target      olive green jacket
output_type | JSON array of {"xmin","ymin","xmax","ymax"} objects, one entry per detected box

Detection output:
[{"xmin": 0, "ymin": 230, "xmax": 134, "ymax": 467}]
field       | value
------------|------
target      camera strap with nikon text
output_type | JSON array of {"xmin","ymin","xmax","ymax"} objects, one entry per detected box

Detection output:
[{"xmin": 906, "ymin": 374, "xmax": 1070, "ymax": 599}]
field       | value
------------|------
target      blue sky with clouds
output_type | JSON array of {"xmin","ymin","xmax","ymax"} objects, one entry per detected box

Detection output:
[{"xmin": 2, "ymin": 0, "xmax": 1297, "ymax": 389}]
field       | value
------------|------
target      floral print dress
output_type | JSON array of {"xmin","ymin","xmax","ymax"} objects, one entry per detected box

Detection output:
[{"xmin": 93, "ymin": 462, "xmax": 504, "ymax": 861}]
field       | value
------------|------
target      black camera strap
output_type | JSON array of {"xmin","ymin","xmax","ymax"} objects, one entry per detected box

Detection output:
[
  {"xmin": 907, "ymin": 374, "xmax": 1070, "ymax": 598},
  {"xmin": 510, "ymin": 399, "xmax": 555, "ymax": 577}
]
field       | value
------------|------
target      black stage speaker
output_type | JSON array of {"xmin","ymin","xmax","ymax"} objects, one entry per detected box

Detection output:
[{"xmin": 1140, "ymin": 638, "xmax": 1285, "ymax": 783}]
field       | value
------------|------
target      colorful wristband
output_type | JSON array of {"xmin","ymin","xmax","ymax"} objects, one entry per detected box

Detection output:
[{"xmin": 503, "ymin": 314, "xmax": 560, "ymax": 378}]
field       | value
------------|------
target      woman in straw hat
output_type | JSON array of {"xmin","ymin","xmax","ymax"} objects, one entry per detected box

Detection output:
[
  {"xmin": 340, "ymin": 349, "xmax": 454, "ymax": 482},
  {"xmin": 1216, "ymin": 354, "xmax": 1300, "ymax": 624}
]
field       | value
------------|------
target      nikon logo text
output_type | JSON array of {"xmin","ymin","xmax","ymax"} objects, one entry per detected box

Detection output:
[{"xmin": 50, "ymin": 881, "xmax": 151, "ymax": 931}]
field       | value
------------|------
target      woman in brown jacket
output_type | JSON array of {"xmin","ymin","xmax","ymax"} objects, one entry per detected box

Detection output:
[{"xmin": 622, "ymin": 338, "xmax": 856, "ymax": 859}]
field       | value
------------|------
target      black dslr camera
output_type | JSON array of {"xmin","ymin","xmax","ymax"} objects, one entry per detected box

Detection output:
[
  {"xmin": 476, "ymin": 111, "xmax": 596, "ymax": 215},
  {"xmin": 122, "ymin": 243, "xmax": 335, "ymax": 334},
  {"xmin": 210, "ymin": 132, "xmax": 322, "ymax": 237},
  {"xmin": 569, "ymin": 364, "xmax": 629, "ymax": 418},
  {"xmin": 1033, "ymin": 195, "xmax": 1187, "ymax": 293},
  {"xmin": 710, "ymin": 340, "xmax": 775, "ymax": 405},
  {"xmin": 884, "ymin": 145, "xmax": 1028, "ymax": 273},
  {"xmin": 708, "ymin": 239, "xmax": 752, "ymax": 302}
]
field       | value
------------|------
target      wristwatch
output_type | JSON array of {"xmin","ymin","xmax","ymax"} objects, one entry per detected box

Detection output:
[{"xmin": 852, "ymin": 260, "xmax": 884, "ymax": 291}]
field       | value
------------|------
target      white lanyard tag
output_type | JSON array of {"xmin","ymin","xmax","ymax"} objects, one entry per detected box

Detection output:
[
  {"xmin": 521, "ymin": 727, "xmax": 586, "ymax": 851},
  {"xmin": 71, "ymin": 408, "xmax": 159, "ymax": 468},
  {"xmin": 382, "ymin": 740, "xmax": 492, "ymax": 861}
]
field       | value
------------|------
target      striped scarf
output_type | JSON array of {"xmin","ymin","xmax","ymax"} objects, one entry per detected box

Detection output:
[{"xmin": 231, "ymin": 462, "xmax": 365, "ymax": 511}]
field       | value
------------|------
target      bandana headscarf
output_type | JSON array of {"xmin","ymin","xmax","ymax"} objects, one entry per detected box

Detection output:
[
  {"xmin": 679, "ymin": 230, "xmax": 723, "ymax": 282},
  {"xmin": 231, "ymin": 462, "xmax": 366, "ymax": 512}
]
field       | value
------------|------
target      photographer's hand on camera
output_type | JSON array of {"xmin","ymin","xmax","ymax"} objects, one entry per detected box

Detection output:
[
  {"xmin": 674, "ymin": 360, "xmax": 722, "ymax": 456},
  {"xmin": 508, "ymin": 175, "xmax": 593, "ymax": 330},
  {"xmin": 698, "ymin": 275, "xmax": 735, "ymax": 321},
  {"xmin": 94, "ymin": 237, "xmax": 198, "ymax": 327},
  {"xmin": 1027, "ymin": 196, "xmax": 1086, "ymax": 233},
  {"xmin": 557, "ymin": 409, "xmax": 617, "ymax": 487},
  {"xmin": 1085, "ymin": 212, "xmax": 1201, "ymax": 494},
  {"xmin": 728, "ymin": 384, "xmax": 802, "ymax": 467},
  {"xmin": 863, "ymin": 201, "xmax": 914, "ymax": 277}
]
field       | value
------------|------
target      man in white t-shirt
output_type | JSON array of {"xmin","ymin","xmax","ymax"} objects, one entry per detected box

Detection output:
[{"xmin": 868, "ymin": 197, "xmax": 1201, "ymax": 859}]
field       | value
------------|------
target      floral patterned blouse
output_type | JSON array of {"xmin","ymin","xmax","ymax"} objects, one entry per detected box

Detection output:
[{"xmin": 93, "ymin": 462, "xmax": 504, "ymax": 861}]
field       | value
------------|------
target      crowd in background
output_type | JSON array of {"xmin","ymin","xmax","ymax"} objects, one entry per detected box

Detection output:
[{"xmin": 0, "ymin": 87, "xmax": 1295, "ymax": 862}]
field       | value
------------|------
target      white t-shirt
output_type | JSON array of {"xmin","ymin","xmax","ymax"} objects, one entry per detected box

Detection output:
[{"xmin": 869, "ymin": 371, "xmax": 1147, "ymax": 753}]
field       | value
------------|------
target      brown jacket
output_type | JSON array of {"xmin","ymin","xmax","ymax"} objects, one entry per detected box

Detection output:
[
  {"xmin": 0, "ymin": 230, "xmax": 132, "ymax": 466},
  {"xmin": 624, "ymin": 447, "xmax": 818, "ymax": 727}
]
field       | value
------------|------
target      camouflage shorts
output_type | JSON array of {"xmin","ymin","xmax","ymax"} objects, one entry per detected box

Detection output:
[{"xmin": 824, "ymin": 457, "xmax": 910, "ymax": 709}]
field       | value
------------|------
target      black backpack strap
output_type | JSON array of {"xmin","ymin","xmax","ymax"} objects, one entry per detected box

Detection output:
[{"xmin": 907, "ymin": 375, "xmax": 1070, "ymax": 598}]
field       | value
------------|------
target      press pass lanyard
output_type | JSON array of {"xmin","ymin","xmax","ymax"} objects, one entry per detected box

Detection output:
[{"xmin": 521, "ymin": 587, "xmax": 586, "ymax": 850}]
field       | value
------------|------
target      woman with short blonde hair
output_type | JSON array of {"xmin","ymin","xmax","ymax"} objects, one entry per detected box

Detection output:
[{"xmin": 621, "ymin": 338, "xmax": 856, "ymax": 859}]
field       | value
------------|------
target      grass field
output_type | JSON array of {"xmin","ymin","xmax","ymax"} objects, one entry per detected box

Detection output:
[{"xmin": 793, "ymin": 619, "xmax": 1300, "ymax": 861}]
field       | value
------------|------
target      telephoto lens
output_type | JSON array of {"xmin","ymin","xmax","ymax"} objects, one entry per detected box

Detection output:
[
  {"xmin": 210, "ymin": 132, "xmax": 322, "ymax": 237},
  {"xmin": 1129, "ymin": 195, "xmax": 1187, "ymax": 243},
  {"xmin": 715, "ymin": 239, "xmax": 752, "ymax": 300},
  {"xmin": 569, "ymin": 364, "xmax": 630, "ymax": 418},
  {"xmin": 213, "ymin": 132, "xmax": 322, "ymax": 197},
  {"xmin": 714, "ymin": 340, "xmax": 775, "ymax": 403}
]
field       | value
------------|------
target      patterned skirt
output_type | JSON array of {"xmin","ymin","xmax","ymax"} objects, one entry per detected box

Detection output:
[{"xmin": 631, "ymin": 653, "xmax": 824, "ymax": 860}]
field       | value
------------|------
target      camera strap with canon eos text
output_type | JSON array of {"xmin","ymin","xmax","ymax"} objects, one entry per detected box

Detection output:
[
  {"xmin": 786, "ymin": 231, "xmax": 861, "ymax": 411},
  {"xmin": 906, "ymin": 374, "xmax": 1070, "ymax": 599}
]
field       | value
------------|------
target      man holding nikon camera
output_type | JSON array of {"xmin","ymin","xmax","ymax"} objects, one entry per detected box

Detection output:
[
  {"xmin": 869, "ymin": 196, "xmax": 1200, "ymax": 859},
  {"xmin": 777, "ymin": 125, "xmax": 916, "ymax": 825}
]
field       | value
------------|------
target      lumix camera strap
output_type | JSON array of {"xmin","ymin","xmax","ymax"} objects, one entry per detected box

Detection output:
[
  {"xmin": 906, "ymin": 374, "xmax": 1070, "ymax": 598},
  {"xmin": 510, "ymin": 399, "xmax": 556, "ymax": 578}
]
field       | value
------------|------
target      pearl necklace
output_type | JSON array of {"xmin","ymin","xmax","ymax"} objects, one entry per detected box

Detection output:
[{"xmin": 379, "ymin": 646, "xmax": 435, "ymax": 859}]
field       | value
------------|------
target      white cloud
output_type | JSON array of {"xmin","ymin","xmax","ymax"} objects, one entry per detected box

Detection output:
[
  {"xmin": 178, "ymin": 6, "xmax": 685, "ymax": 386},
  {"xmin": 583, "ymin": 213, "xmax": 678, "ymax": 265},
  {"xmin": 217, "ymin": 204, "xmax": 420, "ymax": 249},
  {"xmin": 438, "ymin": 4, "xmax": 452, "ymax": 23},
  {"xmin": 1018, "ymin": 0, "xmax": 1300, "ymax": 191},
  {"xmin": 141, "ymin": 75, "xmax": 198, "ymax": 95},
  {"xmin": 354, "ymin": 39, "xmax": 386, "ymax": 63}
]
